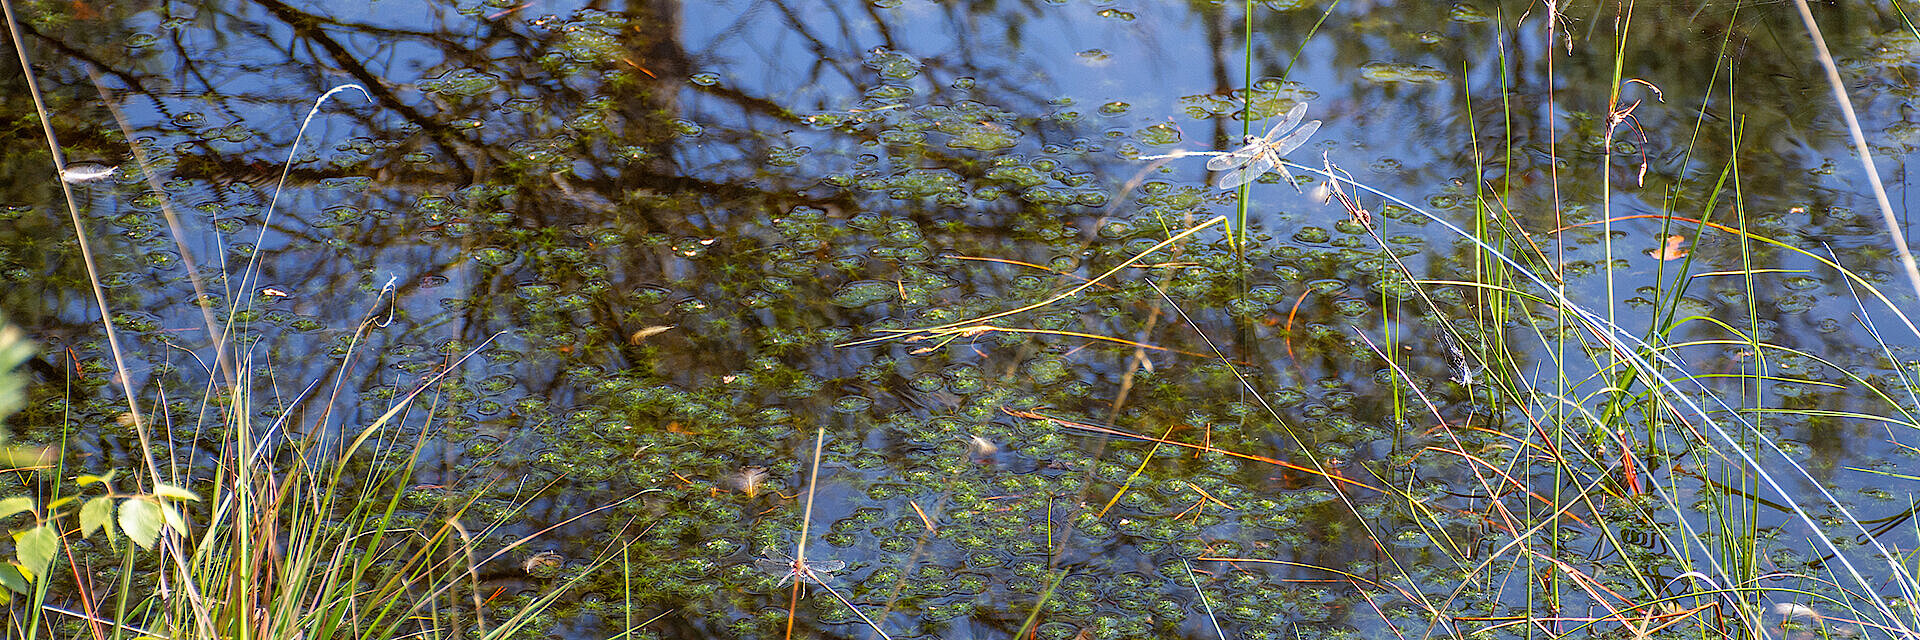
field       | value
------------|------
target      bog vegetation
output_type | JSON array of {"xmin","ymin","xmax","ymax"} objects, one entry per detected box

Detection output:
[{"xmin": 0, "ymin": 1, "xmax": 1917, "ymax": 640}]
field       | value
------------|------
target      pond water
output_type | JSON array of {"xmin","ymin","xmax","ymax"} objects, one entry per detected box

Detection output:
[{"xmin": 4, "ymin": 1, "xmax": 1920, "ymax": 639}]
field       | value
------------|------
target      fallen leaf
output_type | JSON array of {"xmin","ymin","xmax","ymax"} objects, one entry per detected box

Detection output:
[
  {"xmin": 1648, "ymin": 235, "xmax": 1688, "ymax": 261},
  {"xmin": 60, "ymin": 163, "xmax": 117, "ymax": 184},
  {"xmin": 967, "ymin": 435, "xmax": 998, "ymax": 457},
  {"xmin": 628, "ymin": 325, "xmax": 675, "ymax": 345}
]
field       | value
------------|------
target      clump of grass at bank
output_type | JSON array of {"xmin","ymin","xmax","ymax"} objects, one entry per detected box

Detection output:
[
  {"xmin": 1250, "ymin": 3, "xmax": 1920, "ymax": 638},
  {"xmin": 0, "ymin": 11, "xmax": 595, "ymax": 631}
]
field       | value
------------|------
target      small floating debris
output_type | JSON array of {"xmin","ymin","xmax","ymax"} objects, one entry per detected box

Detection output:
[
  {"xmin": 1648, "ymin": 235, "xmax": 1688, "ymax": 261},
  {"xmin": 1773, "ymin": 602, "xmax": 1821, "ymax": 622},
  {"xmin": 967, "ymin": 434, "xmax": 998, "ymax": 457},
  {"xmin": 1771, "ymin": 602, "xmax": 1857, "ymax": 636},
  {"xmin": 627, "ymin": 325, "xmax": 674, "ymax": 345},
  {"xmin": 60, "ymin": 162, "xmax": 118, "ymax": 184},
  {"xmin": 522, "ymin": 550, "xmax": 564, "ymax": 578},
  {"xmin": 730, "ymin": 466, "xmax": 769, "ymax": 498}
]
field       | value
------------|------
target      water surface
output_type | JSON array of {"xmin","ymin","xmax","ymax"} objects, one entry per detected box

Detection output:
[{"xmin": 3, "ymin": 1, "xmax": 1917, "ymax": 639}]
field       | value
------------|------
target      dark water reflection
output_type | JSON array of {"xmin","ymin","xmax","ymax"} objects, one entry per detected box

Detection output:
[{"xmin": 4, "ymin": 1, "xmax": 1918, "ymax": 638}]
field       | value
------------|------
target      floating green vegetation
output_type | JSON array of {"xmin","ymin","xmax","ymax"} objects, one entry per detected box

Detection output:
[
  {"xmin": 3, "ymin": 1, "xmax": 1918, "ymax": 640},
  {"xmin": 1358, "ymin": 62, "xmax": 1450, "ymax": 84}
]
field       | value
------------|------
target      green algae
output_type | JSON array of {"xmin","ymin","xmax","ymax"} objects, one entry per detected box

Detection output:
[{"xmin": 0, "ymin": 2, "xmax": 1910, "ymax": 640}]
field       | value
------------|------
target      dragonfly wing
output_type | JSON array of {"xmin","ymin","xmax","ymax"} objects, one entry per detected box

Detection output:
[
  {"xmin": 1208, "ymin": 102, "xmax": 1313, "ymax": 189},
  {"xmin": 1269, "ymin": 119, "xmax": 1321, "ymax": 157},
  {"xmin": 798, "ymin": 559, "xmax": 845, "ymax": 584},
  {"xmin": 755, "ymin": 557, "xmax": 792, "ymax": 575},
  {"xmin": 1266, "ymin": 102, "xmax": 1308, "ymax": 142},
  {"xmin": 1206, "ymin": 145, "xmax": 1259, "ymax": 171},
  {"xmin": 1216, "ymin": 153, "xmax": 1277, "ymax": 190}
]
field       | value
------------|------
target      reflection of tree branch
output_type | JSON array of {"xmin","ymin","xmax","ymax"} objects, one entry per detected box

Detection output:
[
  {"xmin": 250, "ymin": 0, "xmax": 476, "ymax": 183},
  {"xmin": 765, "ymin": 0, "xmax": 852, "ymax": 75},
  {"xmin": 689, "ymin": 83, "xmax": 805, "ymax": 125},
  {"xmin": 859, "ymin": 2, "xmax": 901, "ymax": 52},
  {"xmin": 10, "ymin": 19, "xmax": 158, "ymax": 107},
  {"xmin": 165, "ymin": 15, "xmax": 247, "ymax": 123}
]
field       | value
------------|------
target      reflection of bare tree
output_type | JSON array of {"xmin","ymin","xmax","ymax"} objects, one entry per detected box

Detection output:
[{"xmin": 6, "ymin": 1, "xmax": 1920, "ymax": 637}]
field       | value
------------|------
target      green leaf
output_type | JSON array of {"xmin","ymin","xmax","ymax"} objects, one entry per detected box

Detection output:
[
  {"xmin": 0, "ymin": 564, "xmax": 25, "ymax": 594},
  {"xmin": 74, "ymin": 470, "xmax": 116, "ymax": 487},
  {"xmin": 79, "ymin": 497, "xmax": 114, "ymax": 539},
  {"xmin": 0, "ymin": 497, "xmax": 33, "ymax": 520},
  {"xmin": 14, "ymin": 525, "xmax": 55, "ymax": 581},
  {"xmin": 151, "ymin": 483, "xmax": 200, "ymax": 502},
  {"xmin": 158, "ymin": 502, "xmax": 186, "ymax": 535},
  {"xmin": 0, "ymin": 324, "xmax": 31, "ymax": 423},
  {"xmin": 119, "ymin": 499, "xmax": 162, "ymax": 550},
  {"xmin": 46, "ymin": 496, "xmax": 75, "ymax": 511}
]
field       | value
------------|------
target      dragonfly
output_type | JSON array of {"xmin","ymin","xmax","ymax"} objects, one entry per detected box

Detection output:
[
  {"xmin": 755, "ymin": 549, "xmax": 846, "ymax": 587},
  {"xmin": 1207, "ymin": 101, "xmax": 1321, "ymax": 191}
]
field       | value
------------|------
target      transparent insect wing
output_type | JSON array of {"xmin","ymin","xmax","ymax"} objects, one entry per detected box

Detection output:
[
  {"xmin": 806, "ymin": 559, "xmax": 847, "ymax": 579},
  {"xmin": 1206, "ymin": 142, "xmax": 1262, "ymax": 171},
  {"xmin": 785, "ymin": 558, "xmax": 843, "ymax": 585},
  {"xmin": 1267, "ymin": 101, "xmax": 1308, "ymax": 141},
  {"xmin": 1269, "ymin": 119, "xmax": 1320, "ymax": 157},
  {"xmin": 755, "ymin": 552, "xmax": 843, "ymax": 585},
  {"xmin": 754, "ymin": 556, "xmax": 790, "ymax": 573},
  {"xmin": 1208, "ymin": 102, "xmax": 1316, "ymax": 189},
  {"xmin": 1215, "ymin": 152, "xmax": 1277, "ymax": 190}
]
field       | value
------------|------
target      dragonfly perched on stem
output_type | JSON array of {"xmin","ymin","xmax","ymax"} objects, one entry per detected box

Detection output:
[
  {"xmin": 1208, "ymin": 101, "xmax": 1321, "ymax": 191},
  {"xmin": 755, "ymin": 549, "xmax": 846, "ymax": 586},
  {"xmin": 758, "ymin": 546, "xmax": 893, "ymax": 639}
]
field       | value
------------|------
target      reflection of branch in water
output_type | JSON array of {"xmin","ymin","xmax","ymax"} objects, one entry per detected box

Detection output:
[{"xmin": 251, "ymin": 0, "xmax": 477, "ymax": 182}]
